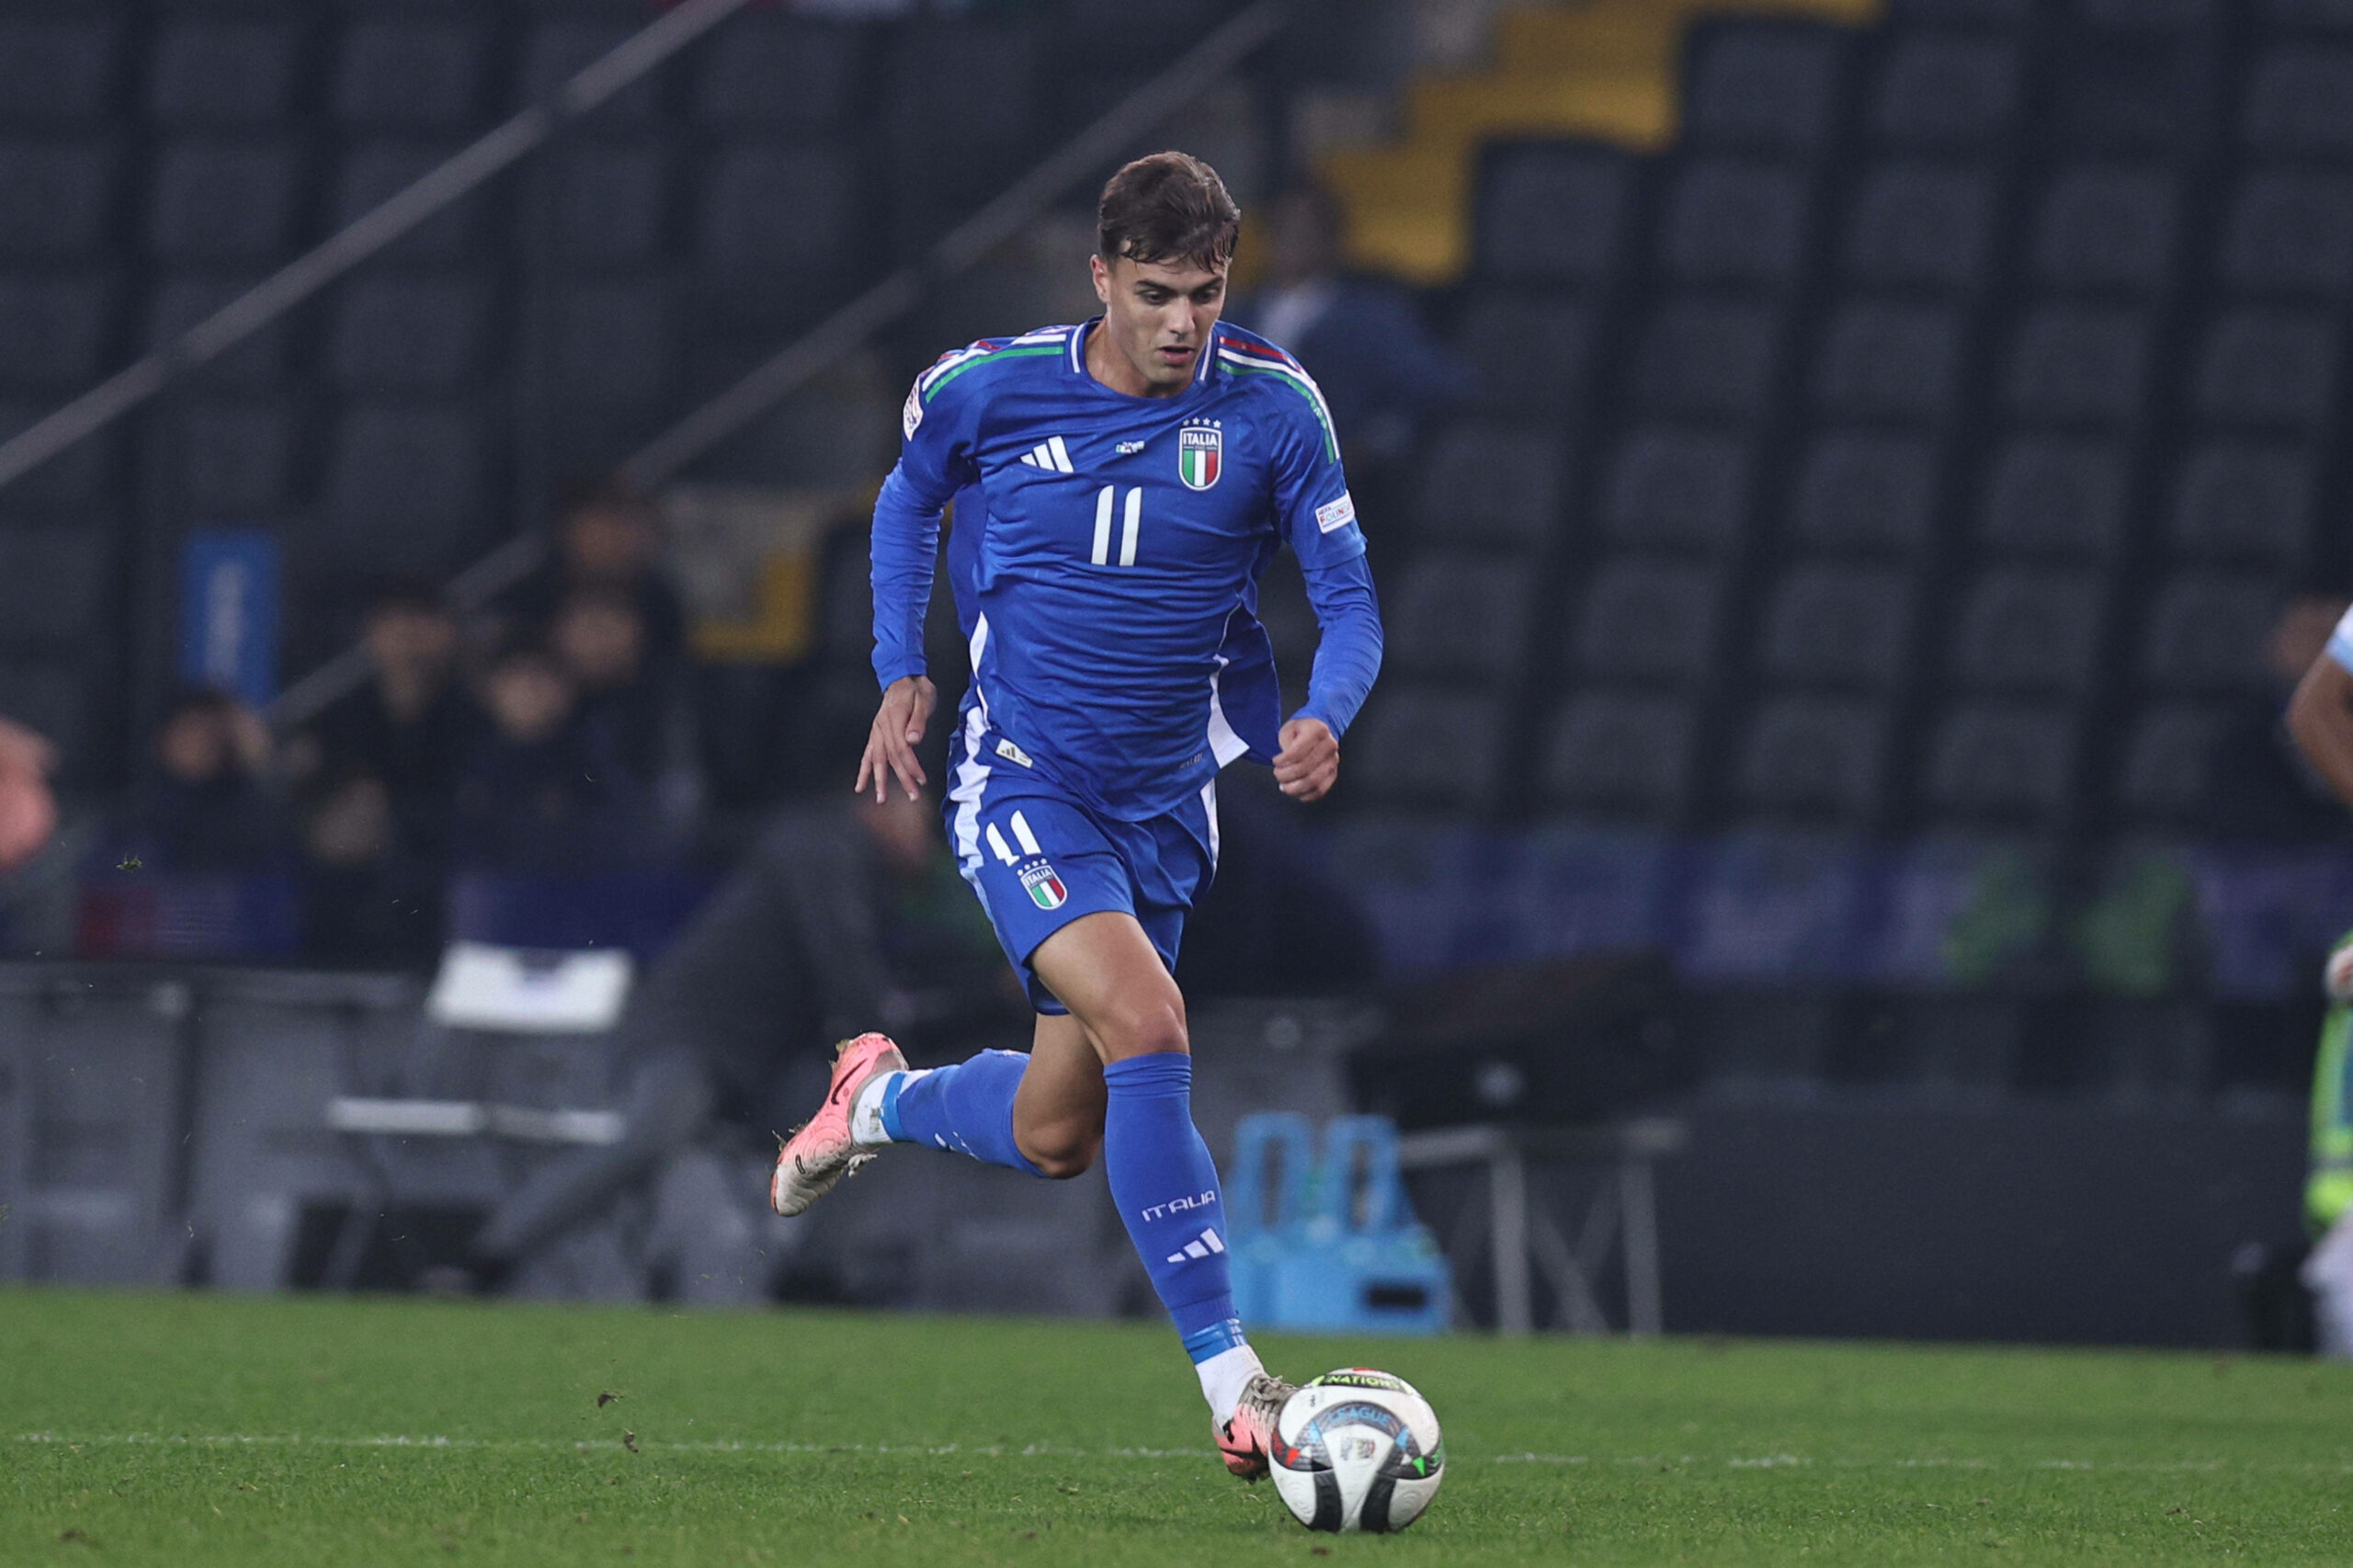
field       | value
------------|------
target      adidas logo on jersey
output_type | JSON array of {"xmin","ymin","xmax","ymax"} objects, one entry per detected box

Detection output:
[
  {"xmin": 1166, "ymin": 1228, "xmax": 1226, "ymax": 1264},
  {"xmin": 1018, "ymin": 436, "xmax": 1075, "ymax": 474}
]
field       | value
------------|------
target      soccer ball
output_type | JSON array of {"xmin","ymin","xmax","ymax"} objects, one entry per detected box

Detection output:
[{"xmin": 1268, "ymin": 1368, "xmax": 1445, "ymax": 1534}]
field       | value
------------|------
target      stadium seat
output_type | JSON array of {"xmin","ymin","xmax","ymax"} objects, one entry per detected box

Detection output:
[
  {"xmin": 0, "ymin": 525, "xmax": 109, "ymax": 644},
  {"xmin": 1656, "ymin": 158, "xmax": 1813, "ymax": 288},
  {"xmin": 1841, "ymin": 160, "xmax": 1999, "ymax": 291},
  {"xmin": 148, "ymin": 275, "xmax": 287, "ymax": 391},
  {"xmin": 0, "ymin": 401, "xmax": 113, "ymax": 510},
  {"xmin": 1347, "ymin": 685, "xmax": 1510, "ymax": 812},
  {"xmin": 1415, "ymin": 422, "xmax": 1566, "ymax": 549},
  {"xmin": 1538, "ymin": 690, "xmax": 1699, "ymax": 817},
  {"xmin": 178, "ymin": 401, "xmax": 297, "ymax": 516},
  {"xmin": 695, "ymin": 17, "xmax": 870, "ymax": 131},
  {"xmin": 148, "ymin": 141, "xmax": 301, "ymax": 265},
  {"xmin": 1736, "ymin": 694, "xmax": 1891, "ymax": 819},
  {"xmin": 336, "ymin": 142, "xmax": 483, "ymax": 266},
  {"xmin": 2078, "ymin": 0, "xmax": 2221, "ymax": 26},
  {"xmin": 0, "ymin": 275, "xmax": 110, "ymax": 391},
  {"xmin": 1683, "ymin": 20, "xmax": 1850, "ymax": 155},
  {"xmin": 0, "ymin": 140, "xmax": 114, "ymax": 263},
  {"xmin": 1473, "ymin": 142, "xmax": 1636, "ymax": 286},
  {"xmin": 2116, "ymin": 702, "xmax": 2227, "ymax": 824},
  {"xmin": 329, "ymin": 275, "xmax": 487, "ymax": 395},
  {"xmin": 1947, "ymin": 567, "xmax": 2108, "ymax": 696},
  {"xmin": 324, "ymin": 404, "xmax": 485, "ymax": 570},
  {"xmin": 2190, "ymin": 307, "xmax": 2342, "ymax": 431},
  {"xmin": 149, "ymin": 21, "xmax": 293, "ymax": 129},
  {"xmin": 2053, "ymin": 29, "xmax": 2222, "ymax": 155},
  {"xmin": 519, "ymin": 21, "xmax": 660, "ymax": 124},
  {"xmin": 2029, "ymin": 165, "xmax": 2180, "ymax": 295},
  {"xmin": 2243, "ymin": 47, "xmax": 2353, "ymax": 157},
  {"xmin": 1571, "ymin": 556, "xmax": 1726, "ymax": 686},
  {"xmin": 0, "ymin": 18, "xmax": 118, "ymax": 128},
  {"xmin": 1921, "ymin": 701, "xmax": 2077, "ymax": 820},
  {"xmin": 1385, "ymin": 553, "xmax": 1537, "ymax": 681},
  {"xmin": 1597, "ymin": 427, "xmax": 1751, "ymax": 553},
  {"xmin": 1868, "ymin": 33, "xmax": 2024, "ymax": 148},
  {"xmin": 2220, "ymin": 169, "xmax": 2353, "ymax": 297},
  {"xmin": 2000, "ymin": 304, "xmax": 2153, "ymax": 427},
  {"xmin": 1756, "ymin": 563, "xmax": 1916, "ymax": 691},
  {"xmin": 2166, "ymin": 442, "xmax": 2315, "ymax": 567},
  {"xmin": 333, "ymin": 19, "xmax": 489, "ymax": 131},
  {"xmin": 699, "ymin": 143, "xmax": 861, "ymax": 285},
  {"xmin": 2139, "ymin": 571, "xmax": 2284, "ymax": 694},
  {"xmin": 1457, "ymin": 291, "xmax": 1596, "ymax": 419},
  {"xmin": 1629, "ymin": 295, "xmax": 1783, "ymax": 420},
  {"xmin": 1812, "ymin": 300, "xmax": 1966, "ymax": 425},
  {"xmin": 0, "ymin": 658, "xmax": 86, "ymax": 765},
  {"xmin": 1974, "ymin": 437, "xmax": 2130, "ymax": 562},
  {"xmin": 550, "ymin": 280, "xmax": 676, "ymax": 406},
  {"xmin": 547, "ymin": 142, "xmax": 671, "ymax": 267},
  {"xmin": 1785, "ymin": 431, "xmax": 1940, "ymax": 557},
  {"xmin": 2265, "ymin": 0, "xmax": 2353, "ymax": 25}
]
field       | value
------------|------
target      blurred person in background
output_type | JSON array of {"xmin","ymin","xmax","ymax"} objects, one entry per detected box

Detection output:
[
  {"xmin": 0, "ymin": 715, "xmax": 58, "ymax": 873},
  {"xmin": 457, "ymin": 787, "xmax": 1018, "ymax": 1300},
  {"xmin": 103, "ymin": 687, "xmax": 294, "ymax": 874},
  {"xmin": 506, "ymin": 475, "xmax": 686, "ymax": 664},
  {"xmin": 450, "ymin": 642, "xmax": 647, "ymax": 872},
  {"xmin": 1231, "ymin": 182, "xmax": 1470, "ymax": 477},
  {"xmin": 549, "ymin": 584, "xmax": 701, "ymax": 834},
  {"xmin": 0, "ymin": 715, "xmax": 80, "ymax": 956},
  {"xmin": 2202, "ymin": 590, "xmax": 2353, "ymax": 843}
]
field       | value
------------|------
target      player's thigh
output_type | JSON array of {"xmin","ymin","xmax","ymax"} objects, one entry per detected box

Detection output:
[
  {"xmin": 1029, "ymin": 910, "xmax": 1188, "ymax": 1062},
  {"xmin": 1012, "ymin": 1014, "xmax": 1108, "ymax": 1173}
]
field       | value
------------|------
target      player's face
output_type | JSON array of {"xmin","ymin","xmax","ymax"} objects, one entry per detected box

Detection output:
[{"xmin": 1089, "ymin": 253, "xmax": 1228, "ymax": 395}]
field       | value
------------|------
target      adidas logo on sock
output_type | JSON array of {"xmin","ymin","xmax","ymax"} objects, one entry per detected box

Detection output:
[
  {"xmin": 1166, "ymin": 1228, "xmax": 1225, "ymax": 1264},
  {"xmin": 1017, "ymin": 436, "xmax": 1075, "ymax": 473}
]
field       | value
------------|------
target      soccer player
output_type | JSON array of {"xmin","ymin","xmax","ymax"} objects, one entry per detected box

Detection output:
[{"xmin": 768, "ymin": 152, "xmax": 1382, "ymax": 1476}]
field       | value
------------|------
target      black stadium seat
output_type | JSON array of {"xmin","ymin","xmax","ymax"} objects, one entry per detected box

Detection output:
[
  {"xmin": 178, "ymin": 401, "xmax": 298, "ymax": 516},
  {"xmin": 2191, "ymin": 307, "xmax": 2343, "ymax": 431},
  {"xmin": 1841, "ymin": 161, "xmax": 1999, "ymax": 291},
  {"xmin": 333, "ymin": 20, "xmax": 489, "ymax": 131},
  {"xmin": 1974, "ymin": 437, "xmax": 2130, "ymax": 562},
  {"xmin": 1539, "ymin": 690, "xmax": 1699, "ymax": 816},
  {"xmin": 1630, "ymin": 295, "xmax": 1784, "ymax": 419},
  {"xmin": 699, "ymin": 142, "xmax": 861, "ymax": 286},
  {"xmin": 1657, "ymin": 158, "xmax": 1814, "ymax": 287},
  {"xmin": 0, "ymin": 18, "xmax": 119, "ymax": 129},
  {"xmin": 1415, "ymin": 423, "xmax": 1565, "ymax": 548},
  {"xmin": 695, "ymin": 18, "xmax": 870, "ymax": 131},
  {"xmin": 148, "ymin": 140, "xmax": 301, "ymax": 265},
  {"xmin": 2001, "ymin": 304, "xmax": 2154, "ymax": 427},
  {"xmin": 148, "ymin": 275, "xmax": 288, "ymax": 391},
  {"xmin": 2116, "ymin": 702, "xmax": 2228, "ymax": 824},
  {"xmin": 2029, "ymin": 165, "xmax": 2179, "ymax": 296},
  {"xmin": 1347, "ymin": 685, "xmax": 1511, "ymax": 812},
  {"xmin": 0, "ymin": 276, "xmax": 111, "ymax": 391},
  {"xmin": 0, "ymin": 524, "xmax": 110, "ymax": 643},
  {"xmin": 1598, "ymin": 427, "xmax": 1752, "ymax": 552},
  {"xmin": 0, "ymin": 659, "xmax": 88, "ymax": 766},
  {"xmin": 1786, "ymin": 431, "xmax": 1940, "ymax": 557},
  {"xmin": 0, "ymin": 141, "xmax": 115, "ymax": 263},
  {"xmin": 1684, "ymin": 20, "xmax": 1851, "ymax": 155},
  {"xmin": 1947, "ymin": 567, "xmax": 2108, "ymax": 696},
  {"xmin": 330, "ymin": 275, "xmax": 488, "ymax": 395},
  {"xmin": 324, "ymin": 404, "xmax": 486, "ymax": 572},
  {"xmin": 336, "ymin": 142, "xmax": 483, "ymax": 266},
  {"xmin": 1757, "ymin": 563, "xmax": 1916, "ymax": 690},
  {"xmin": 2243, "ymin": 47, "xmax": 2353, "ymax": 157},
  {"xmin": 1474, "ymin": 142, "xmax": 1636, "ymax": 286},
  {"xmin": 149, "ymin": 22, "xmax": 293, "ymax": 129},
  {"xmin": 2221, "ymin": 170, "xmax": 2353, "ymax": 298},
  {"xmin": 548, "ymin": 142, "xmax": 671, "ymax": 267},
  {"xmin": 1572, "ymin": 557, "xmax": 1726, "ymax": 686},
  {"xmin": 521, "ymin": 22, "xmax": 662, "ymax": 124},
  {"xmin": 1812, "ymin": 300, "xmax": 1966, "ymax": 424},
  {"xmin": 1457, "ymin": 291, "xmax": 1597, "ymax": 418},
  {"xmin": 1922, "ymin": 701, "xmax": 2076, "ymax": 820},
  {"xmin": 2167, "ymin": 442, "xmax": 2315, "ymax": 567},
  {"xmin": 1868, "ymin": 33, "xmax": 2023, "ymax": 148},
  {"xmin": 1385, "ymin": 553, "xmax": 1537, "ymax": 681},
  {"xmin": 2140, "ymin": 571, "xmax": 2283, "ymax": 694},
  {"xmin": 1737, "ymin": 694, "xmax": 1892, "ymax": 818},
  {"xmin": 550, "ymin": 281, "xmax": 676, "ymax": 406}
]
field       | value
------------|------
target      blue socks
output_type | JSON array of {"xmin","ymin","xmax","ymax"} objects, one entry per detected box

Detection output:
[
  {"xmin": 881, "ymin": 1050, "xmax": 1044, "ymax": 1177},
  {"xmin": 1101, "ymin": 1052, "xmax": 1245, "ymax": 1358}
]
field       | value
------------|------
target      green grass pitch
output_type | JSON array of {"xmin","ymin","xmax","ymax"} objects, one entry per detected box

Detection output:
[{"xmin": 6, "ymin": 1290, "xmax": 2353, "ymax": 1565}]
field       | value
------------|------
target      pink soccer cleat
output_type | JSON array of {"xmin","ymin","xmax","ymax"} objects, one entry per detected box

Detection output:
[
  {"xmin": 1214, "ymin": 1371, "xmax": 1300, "ymax": 1481},
  {"xmin": 769, "ymin": 1032, "xmax": 907, "ymax": 1217}
]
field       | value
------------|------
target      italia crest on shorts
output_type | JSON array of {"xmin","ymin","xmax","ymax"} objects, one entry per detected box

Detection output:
[
  {"xmin": 1177, "ymin": 421, "xmax": 1222, "ymax": 491},
  {"xmin": 986, "ymin": 810, "xmax": 1069, "ymax": 910},
  {"xmin": 1019, "ymin": 862, "xmax": 1068, "ymax": 910}
]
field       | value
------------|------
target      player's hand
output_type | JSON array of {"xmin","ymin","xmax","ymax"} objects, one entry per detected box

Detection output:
[
  {"xmin": 856, "ymin": 676, "xmax": 938, "ymax": 802},
  {"xmin": 1273, "ymin": 716, "xmax": 1339, "ymax": 801}
]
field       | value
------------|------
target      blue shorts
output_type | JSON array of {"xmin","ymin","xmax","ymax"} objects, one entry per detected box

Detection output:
[{"xmin": 944, "ymin": 718, "xmax": 1218, "ymax": 1015}]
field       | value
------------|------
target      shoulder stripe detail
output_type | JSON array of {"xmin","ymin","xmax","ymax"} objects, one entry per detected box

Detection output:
[
  {"xmin": 922, "ymin": 342, "xmax": 1063, "ymax": 403},
  {"xmin": 1217, "ymin": 350, "xmax": 1339, "ymax": 461}
]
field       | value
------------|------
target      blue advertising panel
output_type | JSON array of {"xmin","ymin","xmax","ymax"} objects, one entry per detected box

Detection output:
[{"xmin": 178, "ymin": 528, "xmax": 280, "ymax": 708}]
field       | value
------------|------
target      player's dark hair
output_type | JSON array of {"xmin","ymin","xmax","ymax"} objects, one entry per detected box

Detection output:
[{"xmin": 1097, "ymin": 151, "xmax": 1241, "ymax": 271}]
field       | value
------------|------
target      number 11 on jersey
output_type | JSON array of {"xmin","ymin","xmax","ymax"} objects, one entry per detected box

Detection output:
[{"xmin": 1092, "ymin": 486, "xmax": 1142, "ymax": 567}]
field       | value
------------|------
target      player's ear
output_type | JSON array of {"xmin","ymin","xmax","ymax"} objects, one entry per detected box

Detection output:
[{"xmin": 1090, "ymin": 253, "xmax": 1112, "ymax": 306}]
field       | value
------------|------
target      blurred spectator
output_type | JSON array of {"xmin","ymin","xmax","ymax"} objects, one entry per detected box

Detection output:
[
  {"xmin": 105, "ymin": 688, "xmax": 295, "ymax": 874},
  {"xmin": 452, "ymin": 642, "xmax": 648, "ymax": 871},
  {"xmin": 551, "ymin": 585, "xmax": 668, "ymax": 785},
  {"xmin": 0, "ymin": 716, "xmax": 58, "ymax": 873},
  {"xmin": 2201, "ymin": 591, "xmax": 2353, "ymax": 843},
  {"xmin": 1232, "ymin": 183, "xmax": 1470, "ymax": 471},
  {"xmin": 460, "ymin": 788, "xmax": 1019, "ymax": 1298},
  {"xmin": 506, "ymin": 475, "xmax": 686, "ymax": 664}
]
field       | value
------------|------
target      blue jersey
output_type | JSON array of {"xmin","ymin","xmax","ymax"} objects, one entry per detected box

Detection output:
[{"xmin": 871, "ymin": 318, "xmax": 1376, "ymax": 822}]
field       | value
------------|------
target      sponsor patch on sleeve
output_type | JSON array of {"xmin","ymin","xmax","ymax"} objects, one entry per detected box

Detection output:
[
  {"xmin": 902, "ymin": 384, "xmax": 924, "ymax": 440},
  {"xmin": 1313, "ymin": 491, "xmax": 1357, "ymax": 535}
]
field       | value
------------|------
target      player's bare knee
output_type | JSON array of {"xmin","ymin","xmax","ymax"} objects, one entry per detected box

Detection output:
[
  {"xmin": 1102, "ymin": 998, "xmax": 1188, "ymax": 1061},
  {"xmin": 1020, "ymin": 1122, "xmax": 1100, "ymax": 1179}
]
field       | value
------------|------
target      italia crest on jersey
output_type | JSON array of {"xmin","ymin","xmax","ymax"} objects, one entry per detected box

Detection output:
[
  {"xmin": 1177, "ymin": 423, "xmax": 1222, "ymax": 491},
  {"xmin": 1018, "ymin": 863, "xmax": 1068, "ymax": 910}
]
